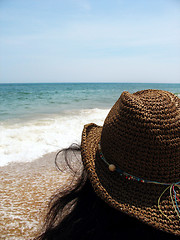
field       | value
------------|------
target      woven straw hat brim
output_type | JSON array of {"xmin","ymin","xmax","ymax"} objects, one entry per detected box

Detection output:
[{"xmin": 81, "ymin": 123, "xmax": 180, "ymax": 236}]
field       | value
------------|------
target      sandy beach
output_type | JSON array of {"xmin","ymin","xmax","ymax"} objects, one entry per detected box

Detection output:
[{"xmin": 0, "ymin": 152, "xmax": 76, "ymax": 240}]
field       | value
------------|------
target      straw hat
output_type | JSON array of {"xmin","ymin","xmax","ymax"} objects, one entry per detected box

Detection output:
[{"xmin": 81, "ymin": 89, "xmax": 180, "ymax": 235}]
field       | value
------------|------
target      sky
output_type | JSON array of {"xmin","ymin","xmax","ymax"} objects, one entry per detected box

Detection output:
[{"xmin": 0, "ymin": 0, "xmax": 180, "ymax": 83}]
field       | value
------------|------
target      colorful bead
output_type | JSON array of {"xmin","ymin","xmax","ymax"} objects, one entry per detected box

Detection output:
[{"xmin": 109, "ymin": 164, "xmax": 116, "ymax": 172}]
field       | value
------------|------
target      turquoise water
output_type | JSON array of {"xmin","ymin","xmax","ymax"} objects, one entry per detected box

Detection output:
[
  {"xmin": 0, "ymin": 83, "xmax": 180, "ymax": 166},
  {"xmin": 0, "ymin": 83, "xmax": 180, "ymax": 122}
]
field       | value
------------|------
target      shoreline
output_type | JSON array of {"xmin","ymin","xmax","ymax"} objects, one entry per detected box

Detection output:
[{"xmin": 0, "ymin": 152, "xmax": 75, "ymax": 239}]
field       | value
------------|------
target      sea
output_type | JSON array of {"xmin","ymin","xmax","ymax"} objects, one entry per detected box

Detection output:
[{"xmin": 0, "ymin": 82, "xmax": 180, "ymax": 167}]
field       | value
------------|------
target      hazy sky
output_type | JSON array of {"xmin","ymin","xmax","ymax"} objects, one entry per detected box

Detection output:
[{"xmin": 0, "ymin": 0, "xmax": 180, "ymax": 83}]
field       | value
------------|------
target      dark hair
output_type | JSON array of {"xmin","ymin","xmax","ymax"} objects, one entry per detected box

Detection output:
[{"xmin": 35, "ymin": 145, "xmax": 179, "ymax": 240}]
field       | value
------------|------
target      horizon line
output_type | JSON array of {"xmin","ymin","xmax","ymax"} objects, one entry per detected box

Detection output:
[{"xmin": 0, "ymin": 82, "xmax": 180, "ymax": 84}]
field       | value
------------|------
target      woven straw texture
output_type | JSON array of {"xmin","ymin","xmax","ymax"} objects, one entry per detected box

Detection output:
[{"xmin": 81, "ymin": 89, "xmax": 180, "ymax": 235}]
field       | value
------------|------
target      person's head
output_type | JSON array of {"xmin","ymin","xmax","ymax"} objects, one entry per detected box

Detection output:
[
  {"xmin": 81, "ymin": 89, "xmax": 180, "ymax": 236},
  {"xmin": 36, "ymin": 89, "xmax": 180, "ymax": 239}
]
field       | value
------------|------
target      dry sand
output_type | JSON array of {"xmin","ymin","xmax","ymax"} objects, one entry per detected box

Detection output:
[{"xmin": 0, "ymin": 152, "xmax": 76, "ymax": 240}]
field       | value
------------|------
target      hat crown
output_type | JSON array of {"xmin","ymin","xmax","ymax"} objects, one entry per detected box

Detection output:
[{"xmin": 101, "ymin": 90, "xmax": 180, "ymax": 183}]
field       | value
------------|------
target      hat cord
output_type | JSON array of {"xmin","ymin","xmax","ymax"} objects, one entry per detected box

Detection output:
[{"xmin": 98, "ymin": 142, "xmax": 180, "ymax": 222}]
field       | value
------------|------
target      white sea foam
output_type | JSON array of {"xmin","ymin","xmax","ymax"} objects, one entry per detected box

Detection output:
[{"xmin": 0, "ymin": 108, "xmax": 109, "ymax": 166}]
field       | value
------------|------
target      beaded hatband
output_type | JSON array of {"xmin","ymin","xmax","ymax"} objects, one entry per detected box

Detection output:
[{"xmin": 98, "ymin": 142, "xmax": 180, "ymax": 221}]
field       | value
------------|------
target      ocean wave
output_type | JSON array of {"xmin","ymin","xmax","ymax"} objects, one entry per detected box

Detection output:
[{"xmin": 0, "ymin": 108, "xmax": 109, "ymax": 166}]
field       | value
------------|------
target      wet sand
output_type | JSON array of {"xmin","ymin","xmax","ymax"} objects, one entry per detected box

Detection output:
[{"xmin": 0, "ymin": 152, "xmax": 76, "ymax": 240}]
